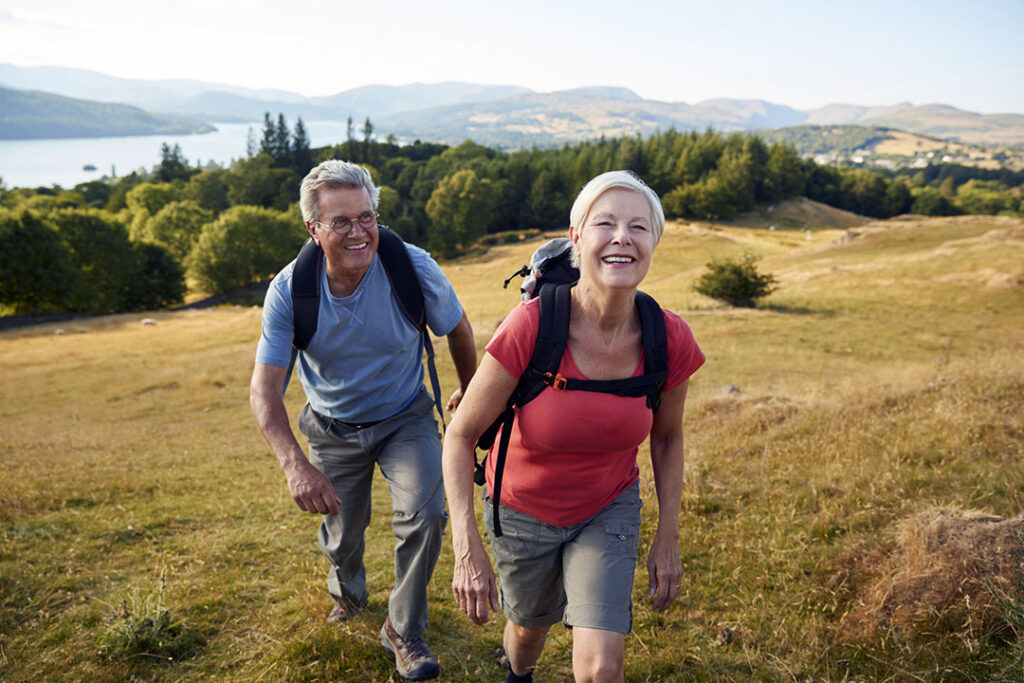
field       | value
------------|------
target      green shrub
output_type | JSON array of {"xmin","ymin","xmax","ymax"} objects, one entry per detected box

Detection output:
[{"xmin": 694, "ymin": 253, "xmax": 777, "ymax": 307}]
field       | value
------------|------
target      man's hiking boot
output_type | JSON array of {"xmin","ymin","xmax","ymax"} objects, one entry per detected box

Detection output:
[
  {"xmin": 326, "ymin": 595, "xmax": 362, "ymax": 623},
  {"xmin": 379, "ymin": 617, "xmax": 440, "ymax": 681}
]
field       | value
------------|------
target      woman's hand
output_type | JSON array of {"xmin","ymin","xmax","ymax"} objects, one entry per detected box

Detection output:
[
  {"xmin": 452, "ymin": 532, "xmax": 499, "ymax": 625},
  {"xmin": 646, "ymin": 529, "xmax": 682, "ymax": 612}
]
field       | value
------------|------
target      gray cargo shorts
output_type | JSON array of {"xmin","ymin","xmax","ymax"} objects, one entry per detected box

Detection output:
[{"xmin": 485, "ymin": 481, "xmax": 643, "ymax": 634}]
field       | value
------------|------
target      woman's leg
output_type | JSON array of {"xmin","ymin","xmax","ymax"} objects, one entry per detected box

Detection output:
[
  {"xmin": 504, "ymin": 621, "xmax": 551, "ymax": 676},
  {"xmin": 572, "ymin": 627, "xmax": 625, "ymax": 683}
]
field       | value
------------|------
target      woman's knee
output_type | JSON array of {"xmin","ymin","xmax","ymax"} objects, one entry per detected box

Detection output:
[
  {"xmin": 572, "ymin": 629, "xmax": 624, "ymax": 683},
  {"xmin": 573, "ymin": 655, "xmax": 623, "ymax": 683},
  {"xmin": 508, "ymin": 622, "xmax": 550, "ymax": 647}
]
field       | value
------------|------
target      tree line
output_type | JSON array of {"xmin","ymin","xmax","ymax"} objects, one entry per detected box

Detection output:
[{"xmin": 2, "ymin": 115, "xmax": 1022, "ymax": 315}]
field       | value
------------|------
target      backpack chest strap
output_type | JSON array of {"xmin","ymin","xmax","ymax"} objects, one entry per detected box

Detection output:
[{"xmin": 533, "ymin": 369, "xmax": 668, "ymax": 397}]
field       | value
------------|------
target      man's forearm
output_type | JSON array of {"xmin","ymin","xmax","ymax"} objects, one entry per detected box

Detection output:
[
  {"xmin": 254, "ymin": 399, "xmax": 307, "ymax": 472},
  {"xmin": 448, "ymin": 313, "xmax": 478, "ymax": 391},
  {"xmin": 250, "ymin": 367, "xmax": 308, "ymax": 474}
]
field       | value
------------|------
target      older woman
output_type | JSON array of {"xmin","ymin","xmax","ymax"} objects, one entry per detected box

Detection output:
[{"xmin": 442, "ymin": 171, "xmax": 704, "ymax": 682}]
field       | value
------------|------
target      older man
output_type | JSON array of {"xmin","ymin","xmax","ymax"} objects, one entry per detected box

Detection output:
[{"xmin": 250, "ymin": 160, "xmax": 476, "ymax": 681}]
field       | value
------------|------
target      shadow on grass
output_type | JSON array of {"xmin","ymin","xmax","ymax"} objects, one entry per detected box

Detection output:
[{"xmin": 759, "ymin": 302, "xmax": 834, "ymax": 316}]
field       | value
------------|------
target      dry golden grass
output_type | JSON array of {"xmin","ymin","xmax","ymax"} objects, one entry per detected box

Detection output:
[
  {"xmin": 833, "ymin": 508, "xmax": 1024, "ymax": 639},
  {"xmin": 2, "ymin": 205, "xmax": 1023, "ymax": 681}
]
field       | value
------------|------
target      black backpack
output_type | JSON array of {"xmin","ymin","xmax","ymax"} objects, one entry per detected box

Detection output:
[
  {"xmin": 478, "ymin": 238, "xmax": 668, "ymax": 536},
  {"xmin": 285, "ymin": 226, "xmax": 446, "ymax": 430}
]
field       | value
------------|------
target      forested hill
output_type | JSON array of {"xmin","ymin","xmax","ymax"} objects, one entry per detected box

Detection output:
[{"xmin": 0, "ymin": 87, "xmax": 214, "ymax": 140}]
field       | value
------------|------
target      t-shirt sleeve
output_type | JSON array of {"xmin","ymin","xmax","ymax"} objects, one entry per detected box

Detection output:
[
  {"xmin": 254, "ymin": 267, "xmax": 297, "ymax": 369},
  {"xmin": 662, "ymin": 308, "xmax": 705, "ymax": 391},
  {"xmin": 407, "ymin": 243, "xmax": 464, "ymax": 336},
  {"xmin": 484, "ymin": 299, "xmax": 539, "ymax": 379}
]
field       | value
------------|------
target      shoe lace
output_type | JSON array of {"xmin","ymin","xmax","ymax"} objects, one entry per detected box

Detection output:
[{"xmin": 403, "ymin": 637, "xmax": 433, "ymax": 662}]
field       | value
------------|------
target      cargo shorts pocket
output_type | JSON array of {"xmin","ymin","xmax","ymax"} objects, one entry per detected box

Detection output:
[
  {"xmin": 484, "ymin": 496, "xmax": 534, "ymax": 555},
  {"xmin": 603, "ymin": 520, "xmax": 639, "ymax": 556}
]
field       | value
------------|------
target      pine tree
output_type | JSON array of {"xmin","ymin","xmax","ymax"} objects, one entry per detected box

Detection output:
[
  {"xmin": 246, "ymin": 126, "xmax": 258, "ymax": 158},
  {"xmin": 260, "ymin": 112, "xmax": 275, "ymax": 158},
  {"xmin": 362, "ymin": 117, "xmax": 374, "ymax": 165},
  {"xmin": 345, "ymin": 116, "xmax": 355, "ymax": 161},
  {"xmin": 292, "ymin": 117, "xmax": 313, "ymax": 174},
  {"xmin": 273, "ymin": 114, "xmax": 292, "ymax": 168}
]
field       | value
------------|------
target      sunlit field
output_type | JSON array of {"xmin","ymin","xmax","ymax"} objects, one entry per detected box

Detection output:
[{"xmin": 2, "ymin": 205, "xmax": 1023, "ymax": 681}]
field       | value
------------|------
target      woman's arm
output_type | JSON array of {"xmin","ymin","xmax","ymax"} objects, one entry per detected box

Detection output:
[
  {"xmin": 645, "ymin": 379, "xmax": 689, "ymax": 612},
  {"xmin": 442, "ymin": 352, "xmax": 519, "ymax": 625}
]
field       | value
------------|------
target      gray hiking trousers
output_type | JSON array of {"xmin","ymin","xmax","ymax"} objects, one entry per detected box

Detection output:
[{"xmin": 298, "ymin": 389, "xmax": 447, "ymax": 640}]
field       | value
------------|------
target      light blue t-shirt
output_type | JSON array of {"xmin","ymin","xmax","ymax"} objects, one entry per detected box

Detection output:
[{"xmin": 256, "ymin": 241, "xmax": 464, "ymax": 422}]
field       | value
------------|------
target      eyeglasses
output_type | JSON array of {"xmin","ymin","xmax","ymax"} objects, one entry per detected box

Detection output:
[{"xmin": 313, "ymin": 211, "xmax": 379, "ymax": 236}]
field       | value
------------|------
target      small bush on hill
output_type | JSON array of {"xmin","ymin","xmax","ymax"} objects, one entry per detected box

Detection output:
[{"xmin": 694, "ymin": 253, "xmax": 777, "ymax": 307}]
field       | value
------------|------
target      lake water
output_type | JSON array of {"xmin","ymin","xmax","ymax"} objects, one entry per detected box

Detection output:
[{"xmin": 0, "ymin": 120, "xmax": 356, "ymax": 189}]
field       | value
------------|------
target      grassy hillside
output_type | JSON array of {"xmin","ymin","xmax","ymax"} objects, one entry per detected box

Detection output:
[{"xmin": 2, "ymin": 213, "xmax": 1023, "ymax": 681}]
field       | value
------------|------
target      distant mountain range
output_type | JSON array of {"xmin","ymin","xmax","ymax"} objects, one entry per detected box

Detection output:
[
  {"xmin": 0, "ymin": 87, "xmax": 213, "ymax": 139},
  {"xmin": 2, "ymin": 62, "xmax": 1023, "ymax": 148}
]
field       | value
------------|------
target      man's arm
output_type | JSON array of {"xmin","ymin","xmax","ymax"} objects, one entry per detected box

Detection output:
[
  {"xmin": 249, "ymin": 362, "xmax": 341, "ymax": 515},
  {"xmin": 444, "ymin": 311, "xmax": 477, "ymax": 412}
]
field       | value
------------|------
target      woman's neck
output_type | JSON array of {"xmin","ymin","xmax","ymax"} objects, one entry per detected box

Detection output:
[{"xmin": 571, "ymin": 281, "xmax": 637, "ymax": 341}]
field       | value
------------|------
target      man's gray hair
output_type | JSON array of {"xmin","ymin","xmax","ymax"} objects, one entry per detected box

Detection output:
[{"xmin": 299, "ymin": 160, "xmax": 380, "ymax": 223}]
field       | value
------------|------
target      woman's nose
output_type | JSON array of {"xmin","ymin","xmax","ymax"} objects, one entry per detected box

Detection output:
[{"xmin": 612, "ymin": 222, "xmax": 631, "ymax": 243}]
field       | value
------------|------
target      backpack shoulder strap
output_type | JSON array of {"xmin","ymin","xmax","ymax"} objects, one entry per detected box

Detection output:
[
  {"xmin": 375, "ymin": 227, "xmax": 425, "ymax": 331},
  {"xmin": 375, "ymin": 226, "xmax": 446, "ymax": 432},
  {"xmin": 515, "ymin": 282, "xmax": 572, "ymax": 404},
  {"xmin": 291, "ymin": 238, "xmax": 322, "ymax": 350},
  {"xmin": 635, "ymin": 291, "xmax": 668, "ymax": 411}
]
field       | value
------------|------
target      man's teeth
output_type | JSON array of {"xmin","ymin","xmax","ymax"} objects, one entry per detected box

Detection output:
[
  {"xmin": 603, "ymin": 256, "xmax": 633, "ymax": 263},
  {"xmin": 345, "ymin": 243, "xmax": 367, "ymax": 250}
]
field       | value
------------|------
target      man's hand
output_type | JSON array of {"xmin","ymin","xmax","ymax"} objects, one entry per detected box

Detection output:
[
  {"xmin": 646, "ymin": 531, "xmax": 683, "ymax": 612},
  {"xmin": 285, "ymin": 459, "xmax": 341, "ymax": 515},
  {"xmin": 446, "ymin": 388, "xmax": 464, "ymax": 413}
]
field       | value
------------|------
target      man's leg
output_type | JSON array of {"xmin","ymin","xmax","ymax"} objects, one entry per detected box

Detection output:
[
  {"xmin": 299, "ymin": 405, "xmax": 375, "ymax": 613},
  {"xmin": 373, "ymin": 393, "xmax": 447, "ymax": 640}
]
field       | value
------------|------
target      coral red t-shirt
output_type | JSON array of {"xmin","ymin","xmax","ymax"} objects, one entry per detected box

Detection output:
[{"xmin": 484, "ymin": 297, "xmax": 705, "ymax": 526}]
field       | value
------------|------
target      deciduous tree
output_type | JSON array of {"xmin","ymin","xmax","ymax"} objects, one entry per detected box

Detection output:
[{"xmin": 186, "ymin": 205, "xmax": 304, "ymax": 293}]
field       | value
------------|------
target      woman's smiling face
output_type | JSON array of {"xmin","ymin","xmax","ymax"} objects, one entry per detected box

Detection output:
[{"xmin": 571, "ymin": 188, "xmax": 655, "ymax": 292}]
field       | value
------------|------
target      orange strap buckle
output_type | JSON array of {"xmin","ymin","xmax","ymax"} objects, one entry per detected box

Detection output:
[{"xmin": 545, "ymin": 372, "xmax": 568, "ymax": 391}]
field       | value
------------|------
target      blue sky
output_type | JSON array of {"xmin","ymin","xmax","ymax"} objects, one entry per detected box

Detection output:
[{"xmin": 1, "ymin": 0, "xmax": 1022, "ymax": 113}]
